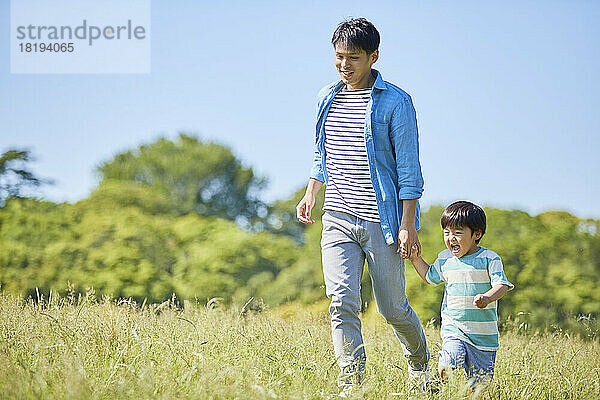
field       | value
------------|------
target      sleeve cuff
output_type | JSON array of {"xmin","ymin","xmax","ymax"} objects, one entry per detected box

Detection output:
[
  {"xmin": 310, "ymin": 169, "xmax": 324, "ymax": 183},
  {"xmin": 398, "ymin": 186, "xmax": 423, "ymax": 200},
  {"xmin": 495, "ymin": 281, "xmax": 515, "ymax": 290}
]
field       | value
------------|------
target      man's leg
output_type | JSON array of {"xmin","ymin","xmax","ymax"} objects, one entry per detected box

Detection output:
[
  {"xmin": 321, "ymin": 211, "xmax": 367, "ymax": 385},
  {"xmin": 361, "ymin": 219, "xmax": 430, "ymax": 373}
]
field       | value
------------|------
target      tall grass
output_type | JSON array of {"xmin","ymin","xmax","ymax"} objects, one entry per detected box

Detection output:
[{"xmin": 0, "ymin": 289, "xmax": 598, "ymax": 399}]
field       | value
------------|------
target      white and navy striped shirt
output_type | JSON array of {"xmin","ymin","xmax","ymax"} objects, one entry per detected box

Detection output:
[{"xmin": 323, "ymin": 88, "xmax": 380, "ymax": 222}]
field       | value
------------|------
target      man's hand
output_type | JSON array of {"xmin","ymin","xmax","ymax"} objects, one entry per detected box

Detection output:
[
  {"xmin": 398, "ymin": 224, "xmax": 421, "ymax": 259},
  {"xmin": 473, "ymin": 294, "xmax": 490, "ymax": 309},
  {"xmin": 296, "ymin": 193, "xmax": 316, "ymax": 224},
  {"xmin": 296, "ymin": 178, "xmax": 323, "ymax": 224}
]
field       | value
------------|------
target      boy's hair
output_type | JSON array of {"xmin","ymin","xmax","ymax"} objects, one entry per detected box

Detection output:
[
  {"xmin": 441, "ymin": 201, "xmax": 487, "ymax": 243},
  {"xmin": 331, "ymin": 18, "xmax": 380, "ymax": 54}
]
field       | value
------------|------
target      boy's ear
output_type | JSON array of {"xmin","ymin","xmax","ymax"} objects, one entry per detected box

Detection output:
[{"xmin": 473, "ymin": 230, "xmax": 483, "ymax": 241}]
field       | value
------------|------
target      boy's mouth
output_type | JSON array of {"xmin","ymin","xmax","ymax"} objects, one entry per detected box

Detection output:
[{"xmin": 451, "ymin": 244, "xmax": 461, "ymax": 253}]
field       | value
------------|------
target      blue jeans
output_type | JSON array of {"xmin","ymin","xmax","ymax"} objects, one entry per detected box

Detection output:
[
  {"xmin": 438, "ymin": 337, "xmax": 496, "ymax": 385},
  {"xmin": 321, "ymin": 211, "xmax": 429, "ymax": 385}
]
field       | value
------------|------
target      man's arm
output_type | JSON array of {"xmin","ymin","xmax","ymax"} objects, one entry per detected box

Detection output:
[
  {"xmin": 390, "ymin": 97, "xmax": 424, "ymax": 259},
  {"xmin": 473, "ymin": 284, "xmax": 511, "ymax": 309},
  {"xmin": 390, "ymin": 97, "xmax": 424, "ymax": 201},
  {"xmin": 296, "ymin": 178, "xmax": 323, "ymax": 224}
]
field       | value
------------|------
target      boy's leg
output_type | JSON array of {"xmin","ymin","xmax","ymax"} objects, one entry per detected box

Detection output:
[
  {"xmin": 438, "ymin": 337, "xmax": 467, "ymax": 381},
  {"xmin": 463, "ymin": 342, "xmax": 496, "ymax": 386},
  {"xmin": 321, "ymin": 211, "xmax": 367, "ymax": 386},
  {"xmin": 361, "ymin": 219, "xmax": 429, "ymax": 373}
]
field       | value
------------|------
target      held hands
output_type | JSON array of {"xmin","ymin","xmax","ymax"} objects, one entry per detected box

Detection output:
[
  {"xmin": 473, "ymin": 294, "xmax": 490, "ymax": 309},
  {"xmin": 408, "ymin": 244, "xmax": 420, "ymax": 262},
  {"xmin": 296, "ymin": 194, "xmax": 316, "ymax": 224},
  {"xmin": 398, "ymin": 225, "xmax": 421, "ymax": 260}
]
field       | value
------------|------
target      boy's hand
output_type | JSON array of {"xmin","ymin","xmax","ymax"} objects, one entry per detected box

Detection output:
[
  {"xmin": 408, "ymin": 244, "xmax": 420, "ymax": 262},
  {"xmin": 473, "ymin": 294, "xmax": 490, "ymax": 309}
]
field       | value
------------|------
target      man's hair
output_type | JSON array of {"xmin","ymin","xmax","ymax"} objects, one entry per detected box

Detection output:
[
  {"xmin": 331, "ymin": 18, "xmax": 380, "ymax": 54},
  {"xmin": 441, "ymin": 201, "xmax": 487, "ymax": 243}
]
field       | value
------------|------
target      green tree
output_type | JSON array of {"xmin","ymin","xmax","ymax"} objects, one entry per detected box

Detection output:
[
  {"xmin": 0, "ymin": 198, "xmax": 74, "ymax": 295},
  {"xmin": 0, "ymin": 149, "xmax": 49, "ymax": 206},
  {"xmin": 0, "ymin": 190, "xmax": 303, "ymax": 306},
  {"xmin": 170, "ymin": 213, "xmax": 300, "ymax": 305},
  {"xmin": 97, "ymin": 134, "xmax": 266, "ymax": 227}
]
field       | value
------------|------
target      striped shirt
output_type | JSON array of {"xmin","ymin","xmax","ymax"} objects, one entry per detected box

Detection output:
[
  {"xmin": 322, "ymin": 88, "xmax": 380, "ymax": 222},
  {"xmin": 426, "ymin": 247, "xmax": 514, "ymax": 351}
]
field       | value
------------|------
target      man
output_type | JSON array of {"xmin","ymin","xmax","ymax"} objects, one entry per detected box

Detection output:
[{"xmin": 296, "ymin": 18, "xmax": 430, "ymax": 392}]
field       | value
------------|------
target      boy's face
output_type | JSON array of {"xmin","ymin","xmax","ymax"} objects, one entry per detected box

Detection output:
[
  {"xmin": 443, "ymin": 226, "xmax": 482, "ymax": 258},
  {"xmin": 334, "ymin": 44, "xmax": 378, "ymax": 90}
]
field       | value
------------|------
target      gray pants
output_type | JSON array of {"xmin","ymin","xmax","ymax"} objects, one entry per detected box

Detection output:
[{"xmin": 321, "ymin": 211, "xmax": 429, "ymax": 384}]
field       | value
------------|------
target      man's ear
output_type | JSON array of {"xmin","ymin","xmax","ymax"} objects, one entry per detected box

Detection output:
[{"xmin": 370, "ymin": 50, "xmax": 379, "ymax": 64}]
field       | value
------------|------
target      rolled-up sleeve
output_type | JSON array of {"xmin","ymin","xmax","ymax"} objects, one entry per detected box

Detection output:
[
  {"xmin": 309, "ymin": 146, "xmax": 324, "ymax": 182},
  {"xmin": 309, "ymin": 90, "xmax": 328, "ymax": 183},
  {"xmin": 390, "ymin": 96, "xmax": 424, "ymax": 200}
]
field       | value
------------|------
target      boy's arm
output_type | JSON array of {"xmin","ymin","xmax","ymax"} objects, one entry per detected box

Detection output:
[
  {"xmin": 473, "ymin": 284, "xmax": 511, "ymax": 309},
  {"xmin": 408, "ymin": 254, "xmax": 430, "ymax": 284}
]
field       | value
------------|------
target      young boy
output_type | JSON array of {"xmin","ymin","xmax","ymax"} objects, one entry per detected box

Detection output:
[{"xmin": 409, "ymin": 201, "xmax": 513, "ymax": 386}]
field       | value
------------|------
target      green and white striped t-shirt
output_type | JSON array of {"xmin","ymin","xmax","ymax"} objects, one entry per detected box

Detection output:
[{"xmin": 426, "ymin": 247, "xmax": 514, "ymax": 351}]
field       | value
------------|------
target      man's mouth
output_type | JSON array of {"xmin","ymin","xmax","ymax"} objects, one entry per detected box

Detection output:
[{"xmin": 341, "ymin": 70, "xmax": 353, "ymax": 78}]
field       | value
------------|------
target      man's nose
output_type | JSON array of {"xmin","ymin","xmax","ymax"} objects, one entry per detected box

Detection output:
[{"xmin": 341, "ymin": 58, "xmax": 349, "ymax": 68}]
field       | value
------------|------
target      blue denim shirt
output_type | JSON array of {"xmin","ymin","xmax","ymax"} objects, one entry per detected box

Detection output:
[{"xmin": 310, "ymin": 69, "xmax": 424, "ymax": 245}]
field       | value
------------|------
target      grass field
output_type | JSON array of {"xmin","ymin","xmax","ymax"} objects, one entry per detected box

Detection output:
[{"xmin": 0, "ymin": 290, "xmax": 598, "ymax": 399}]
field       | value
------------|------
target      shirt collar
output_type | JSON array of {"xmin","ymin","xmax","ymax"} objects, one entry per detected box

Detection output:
[
  {"xmin": 331, "ymin": 69, "xmax": 387, "ymax": 97},
  {"xmin": 372, "ymin": 69, "xmax": 387, "ymax": 90}
]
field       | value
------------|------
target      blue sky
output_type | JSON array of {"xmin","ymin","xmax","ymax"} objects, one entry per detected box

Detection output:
[{"xmin": 1, "ymin": 0, "xmax": 599, "ymax": 218}]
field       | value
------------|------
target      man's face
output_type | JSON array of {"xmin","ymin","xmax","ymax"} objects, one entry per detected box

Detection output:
[{"xmin": 334, "ymin": 44, "xmax": 378, "ymax": 89}]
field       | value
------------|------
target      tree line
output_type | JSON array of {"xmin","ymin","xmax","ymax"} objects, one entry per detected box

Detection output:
[{"xmin": 1, "ymin": 134, "xmax": 598, "ymax": 334}]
